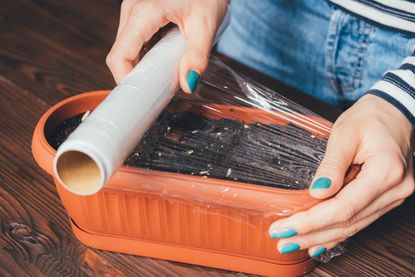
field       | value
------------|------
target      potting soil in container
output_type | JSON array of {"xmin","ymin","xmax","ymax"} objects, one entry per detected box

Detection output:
[{"xmin": 47, "ymin": 96, "xmax": 327, "ymax": 190}]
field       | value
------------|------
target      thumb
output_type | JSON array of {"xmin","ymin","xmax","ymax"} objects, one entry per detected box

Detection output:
[
  {"xmin": 310, "ymin": 129, "xmax": 357, "ymax": 199},
  {"xmin": 179, "ymin": 18, "xmax": 216, "ymax": 94}
]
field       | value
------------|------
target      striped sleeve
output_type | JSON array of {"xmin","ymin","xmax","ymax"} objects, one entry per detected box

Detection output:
[
  {"xmin": 328, "ymin": 0, "xmax": 415, "ymax": 33},
  {"xmin": 367, "ymin": 53, "xmax": 415, "ymax": 126}
]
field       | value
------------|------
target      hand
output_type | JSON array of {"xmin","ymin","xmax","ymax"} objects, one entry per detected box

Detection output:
[
  {"xmin": 106, "ymin": 0, "xmax": 228, "ymax": 93},
  {"xmin": 268, "ymin": 94, "xmax": 414, "ymax": 257}
]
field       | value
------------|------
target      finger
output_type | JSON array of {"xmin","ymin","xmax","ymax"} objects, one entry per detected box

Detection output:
[
  {"xmin": 270, "ymin": 157, "xmax": 394, "ymax": 237},
  {"xmin": 106, "ymin": 1, "xmax": 167, "ymax": 83},
  {"xmin": 116, "ymin": 0, "xmax": 137, "ymax": 38},
  {"xmin": 308, "ymin": 239, "xmax": 345, "ymax": 258},
  {"xmin": 277, "ymin": 199, "xmax": 402, "ymax": 254},
  {"xmin": 309, "ymin": 126, "xmax": 358, "ymax": 199},
  {"xmin": 320, "ymin": 175, "xmax": 413, "ymax": 231},
  {"xmin": 179, "ymin": 16, "xmax": 217, "ymax": 94}
]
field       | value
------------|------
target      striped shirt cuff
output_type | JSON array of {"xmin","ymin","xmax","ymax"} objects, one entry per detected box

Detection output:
[{"xmin": 367, "ymin": 55, "xmax": 415, "ymax": 126}]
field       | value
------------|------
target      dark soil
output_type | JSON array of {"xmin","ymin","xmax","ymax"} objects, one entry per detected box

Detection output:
[
  {"xmin": 48, "ymin": 114, "xmax": 83, "ymax": 149},
  {"xmin": 47, "ymin": 100, "xmax": 327, "ymax": 190}
]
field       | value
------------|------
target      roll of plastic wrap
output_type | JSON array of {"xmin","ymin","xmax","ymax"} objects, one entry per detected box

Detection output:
[{"xmin": 54, "ymin": 12, "xmax": 230, "ymax": 195}]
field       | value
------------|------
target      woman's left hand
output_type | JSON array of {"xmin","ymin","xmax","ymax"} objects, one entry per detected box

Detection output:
[{"xmin": 268, "ymin": 94, "xmax": 414, "ymax": 257}]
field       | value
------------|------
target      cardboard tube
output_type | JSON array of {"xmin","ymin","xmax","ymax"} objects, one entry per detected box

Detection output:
[{"xmin": 54, "ymin": 11, "xmax": 230, "ymax": 195}]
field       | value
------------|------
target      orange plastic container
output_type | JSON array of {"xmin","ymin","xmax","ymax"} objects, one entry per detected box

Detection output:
[{"xmin": 32, "ymin": 90, "xmax": 358, "ymax": 276}]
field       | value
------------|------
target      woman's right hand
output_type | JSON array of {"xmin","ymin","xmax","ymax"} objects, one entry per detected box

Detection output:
[{"xmin": 106, "ymin": 0, "xmax": 228, "ymax": 93}]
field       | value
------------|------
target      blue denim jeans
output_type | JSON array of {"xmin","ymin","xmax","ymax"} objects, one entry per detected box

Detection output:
[{"xmin": 217, "ymin": 0, "xmax": 415, "ymax": 108}]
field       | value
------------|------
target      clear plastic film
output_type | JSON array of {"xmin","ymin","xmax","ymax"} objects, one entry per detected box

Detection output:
[
  {"xmin": 47, "ymin": 56, "xmax": 359, "ymax": 263},
  {"xmin": 122, "ymin": 57, "xmax": 332, "ymax": 188}
]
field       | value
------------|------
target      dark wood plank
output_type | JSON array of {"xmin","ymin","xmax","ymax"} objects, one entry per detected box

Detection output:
[
  {"xmin": 1, "ymin": 0, "xmax": 414, "ymax": 276},
  {"xmin": 0, "ymin": 0, "xmax": 117, "ymax": 104}
]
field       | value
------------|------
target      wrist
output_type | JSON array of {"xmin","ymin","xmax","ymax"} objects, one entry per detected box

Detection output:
[{"xmin": 361, "ymin": 94, "xmax": 414, "ymax": 139}]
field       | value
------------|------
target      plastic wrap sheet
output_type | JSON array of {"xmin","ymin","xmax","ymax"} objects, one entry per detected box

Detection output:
[
  {"xmin": 49, "ymin": 55, "xmax": 334, "ymax": 207},
  {"xmin": 48, "ymin": 56, "xmax": 352, "ymax": 262},
  {"xmin": 122, "ymin": 57, "xmax": 331, "ymax": 189}
]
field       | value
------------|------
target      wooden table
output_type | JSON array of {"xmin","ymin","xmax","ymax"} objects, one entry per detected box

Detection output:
[{"xmin": 1, "ymin": 0, "xmax": 414, "ymax": 276}]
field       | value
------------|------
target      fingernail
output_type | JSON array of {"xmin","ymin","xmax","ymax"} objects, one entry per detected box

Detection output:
[
  {"xmin": 311, "ymin": 177, "xmax": 331, "ymax": 189},
  {"xmin": 279, "ymin": 243, "xmax": 301, "ymax": 254},
  {"xmin": 270, "ymin": 228, "xmax": 298, "ymax": 239},
  {"xmin": 186, "ymin": 69, "xmax": 200, "ymax": 93},
  {"xmin": 311, "ymin": 247, "xmax": 327, "ymax": 257}
]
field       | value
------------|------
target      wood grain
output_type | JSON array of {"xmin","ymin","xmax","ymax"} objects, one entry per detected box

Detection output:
[{"xmin": 0, "ymin": 0, "xmax": 414, "ymax": 276}]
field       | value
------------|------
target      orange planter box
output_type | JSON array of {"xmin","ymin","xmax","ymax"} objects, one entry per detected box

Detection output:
[{"xmin": 32, "ymin": 90, "xmax": 358, "ymax": 276}]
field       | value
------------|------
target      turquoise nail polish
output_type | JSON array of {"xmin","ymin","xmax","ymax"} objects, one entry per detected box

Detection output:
[
  {"xmin": 186, "ymin": 70, "xmax": 200, "ymax": 93},
  {"xmin": 311, "ymin": 247, "xmax": 327, "ymax": 257},
  {"xmin": 311, "ymin": 177, "xmax": 331, "ymax": 189},
  {"xmin": 280, "ymin": 243, "xmax": 301, "ymax": 254},
  {"xmin": 270, "ymin": 228, "xmax": 298, "ymax": 239}
]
